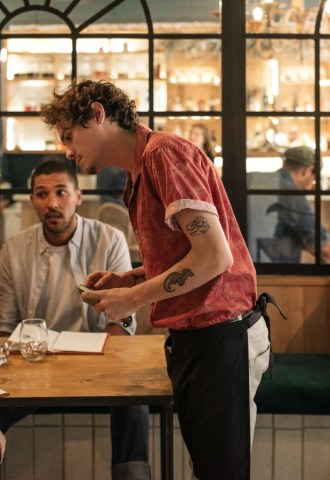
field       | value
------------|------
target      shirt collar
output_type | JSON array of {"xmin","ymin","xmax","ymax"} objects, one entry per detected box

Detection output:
[
  {"xmin": 123, "ymin": 123, "xmax": 152, "ymax": 206},
  {"xmin": 133, "ymin": 123, "xmax": 152, "ymax": 181}
]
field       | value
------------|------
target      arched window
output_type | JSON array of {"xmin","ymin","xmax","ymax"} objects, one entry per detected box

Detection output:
[
  {"xmin": 243, "ymin": 0, "xmax": 330, "ymax": 273},
  {"xmin": 0, "ymin": 2, "xmax": 222, "ymax": 247},
  {"xmin": 1, "ymin": 0, "xmax": 330, "ymax": 273}
]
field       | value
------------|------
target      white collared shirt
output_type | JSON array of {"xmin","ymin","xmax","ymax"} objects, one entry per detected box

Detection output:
[{"xmin": 0, "ymin": 214, "xmax": 135, "ymax": 334}]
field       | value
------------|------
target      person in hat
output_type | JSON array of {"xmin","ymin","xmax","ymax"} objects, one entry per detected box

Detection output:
[{"xmin": 255, "ymin": 146, "xmax": 330, "ymax": 263}]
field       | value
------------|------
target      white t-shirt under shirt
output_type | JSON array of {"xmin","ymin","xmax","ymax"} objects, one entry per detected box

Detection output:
[{"xmin": 35, "ymin": 243, "xmax": 83, "ymax": 332}]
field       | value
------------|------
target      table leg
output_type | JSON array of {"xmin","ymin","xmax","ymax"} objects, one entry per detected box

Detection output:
[{"xmin": 160, "ymin": 404, "xmax": 174, "ymax": 480}]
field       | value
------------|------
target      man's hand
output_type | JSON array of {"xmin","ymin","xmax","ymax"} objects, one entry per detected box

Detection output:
[
  {"xmin": 84, "ymin": 271, "xmax": 133, "ymax": 290},
  {"xmin": 81, "ymin": 287, "xmax": 138, "ymax": 323}
]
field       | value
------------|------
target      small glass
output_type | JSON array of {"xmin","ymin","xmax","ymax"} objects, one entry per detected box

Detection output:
[
  {"xmin": 0, "ymin": 342, "xmax": 9, "ymax": 366},
  {"xmin": 19, "ymin": 319, "xmax": 48, "ymax": 362}
]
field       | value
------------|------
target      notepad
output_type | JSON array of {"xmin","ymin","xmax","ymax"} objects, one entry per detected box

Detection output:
[{"xmin": 8, "ymin": 324, "xmax": 108, "ymax": 354}]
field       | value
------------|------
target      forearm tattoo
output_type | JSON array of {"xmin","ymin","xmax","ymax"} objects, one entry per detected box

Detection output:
[
  {"xmin": 186, "ymin": 216, "xmax": 210, "ymax": 236},
  {"xmin": 163, "ymin": 268, "xmax": 194, "ymax": 293}
]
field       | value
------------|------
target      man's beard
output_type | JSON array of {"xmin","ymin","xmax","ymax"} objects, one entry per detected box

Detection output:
[{"xmin": 43, "ymin": 214, "xmax": 75, "ymax": 236}]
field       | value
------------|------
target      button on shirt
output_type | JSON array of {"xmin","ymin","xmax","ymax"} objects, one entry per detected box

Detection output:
[{"xmin": 123, "ymin": 124, "xmax": 257, "ymax": 330}]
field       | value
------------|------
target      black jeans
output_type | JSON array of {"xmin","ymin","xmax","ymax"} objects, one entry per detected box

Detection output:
[{"xmin": 166, "ymin": 320, "xmax": 252, "ymax": 480}]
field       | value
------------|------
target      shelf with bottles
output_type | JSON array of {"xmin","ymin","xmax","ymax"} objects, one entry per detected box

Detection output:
[
  {"xmin": 78, "ymin": 51, "xmax": 149, "ymax": 81},
  {"xmin": 247, "ymin": 57, "xmax": 317, "ymax": 112},
  {"xmin": 246, "ymin": 116, "xmax": 317, "ymax": 153},
  {"xmin": 167, "ymin": 73, "xmax": 221, "ymax": 112},
  {"xmin": 3, "ymin": 51, "xmax": 72, "ymax": 112},
  {"xmin": 247, "ymin": 86, "xmax": 315, "ymax": 112},
  {"xmin": 76, "ymin": 39, "xmax": 163, "ymax": 82},
  {"xmin": 2, "ymin": 116, "xmax": 65, "ymax": 154},
  {"xmin": 76, "ymin": 42, "xmax": 167, "ymax": 111}
]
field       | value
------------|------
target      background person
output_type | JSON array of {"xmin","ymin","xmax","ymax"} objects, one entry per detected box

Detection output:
[
  {"xmin": 97, "ymin": 165, "xmax": 127, "ymax": 206},
  {"xmin": 41, "ymin": 80, "xmax": 275, "ymax": 480},
  {"xmin": 270, "ymin": 146, "xmax": 330, "ymax": 262},
  {"xmin": 248, "ymin": 146, "xmax": 330, "ymax": 263},
  {"xmin": 188, "ymin": 123, "xmax": 214, "ymax": 162},
  {"xmin": 0, "ymin": 160, "xmax": 150, "ymax": 480}
]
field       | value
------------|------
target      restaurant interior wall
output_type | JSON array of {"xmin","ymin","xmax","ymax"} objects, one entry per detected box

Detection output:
[{"xmin": 1, "ymin": 0, "xmax": 330, "ymax": 275}]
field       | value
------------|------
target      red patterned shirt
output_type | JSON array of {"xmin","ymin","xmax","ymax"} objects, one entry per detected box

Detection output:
[{"xmin": 123, "ymin": 124, "xmax": 257, "ymax": 330}]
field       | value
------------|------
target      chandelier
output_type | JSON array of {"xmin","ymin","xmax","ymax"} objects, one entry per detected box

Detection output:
[{"xmin": 246, "ymin": 0, "xmax": 326, "ymax": 35}]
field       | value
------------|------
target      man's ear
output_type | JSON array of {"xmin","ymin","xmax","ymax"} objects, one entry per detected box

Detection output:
[
  {"xmin": 91, "ymin": 102, "xmax": 105, "ymax": 124},
  {"xmin": 76, "ymin": 188, "xmax": 83, "ymax": 207},
  {"xmin": 30, "ymin": 193, "xmax": 36, "ymax": 209}
]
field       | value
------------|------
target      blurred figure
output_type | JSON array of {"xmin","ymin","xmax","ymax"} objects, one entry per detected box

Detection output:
[
  {"xmin": 0, "ymin": 198, "xmax": 10, "ymax": 247},
  {"xmin": 189, "ymin": 123, "xmax": 214, "ymax": 162},
  {"xmin": 97, "ymin": 165, "xmax": 127, "ymax": 206},
  {"xmin": 248, "ymin": 146, "xmax": 330, "ymax": 263},
  {"xmin": 0, "ymin": 198, "xmax": 9, "ymax": 215},
  {"xmin": 269, "ymin": 146, "xmax": 330, "ymax": 262}
]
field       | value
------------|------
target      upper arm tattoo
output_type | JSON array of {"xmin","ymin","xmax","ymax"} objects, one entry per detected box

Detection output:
[
  {"xmin": 186, "ymin": 216, "xmax": 210, "ymax": 236},
  {"xmin": 163, "ymin": 268, "xmax": 194, "ymax": 293}
]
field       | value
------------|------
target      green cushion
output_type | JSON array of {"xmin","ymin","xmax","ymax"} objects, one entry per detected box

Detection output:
[{"xmin": 255, "ymin": 353, "xmax": 330, "ymax": 415}]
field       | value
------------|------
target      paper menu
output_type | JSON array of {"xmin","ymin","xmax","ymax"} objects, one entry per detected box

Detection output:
[
  {"xmin": 50, "ymin": 331, "xmax": 108, "ymax": 353},
  {"xmin": 8, "ymin": 324, "xmax": 108, "ymax": 354}
]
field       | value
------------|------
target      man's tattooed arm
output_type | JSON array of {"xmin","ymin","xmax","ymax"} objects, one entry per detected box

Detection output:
[
  {"xmin": 186, "ymin": 216, "xmax": 210, "ymax": 236},
  {"xmin": 161, "ymin": 216, "xmax": 210, "ymax": 293},
  {"xmin": 163, "ymin": 268, "xmax": 194, "ymax": 293}
]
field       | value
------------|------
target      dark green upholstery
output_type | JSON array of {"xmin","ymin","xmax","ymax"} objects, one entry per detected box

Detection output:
[{"xmin": 255, "ymin": 353, "xmax": 330, "ymax": 415}]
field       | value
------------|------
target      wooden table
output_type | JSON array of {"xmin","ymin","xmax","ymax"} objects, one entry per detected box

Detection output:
[{"xmin": 0, "ymin": 335, "xmax": 174, "ymax": 480}]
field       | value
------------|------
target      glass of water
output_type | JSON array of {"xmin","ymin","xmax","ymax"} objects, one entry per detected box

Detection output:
[
  {"xmin": 0, "ymin": 342, "xmax": 9, "ymax": 366},
  {"xmin": 19, "ymin": 319, "xmax": 48, "ymax": 362}
]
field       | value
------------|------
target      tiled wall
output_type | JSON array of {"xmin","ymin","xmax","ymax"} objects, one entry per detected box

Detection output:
[{"xmin": 1, "ymin": 412, "xmax": 330, "ymax": 479}]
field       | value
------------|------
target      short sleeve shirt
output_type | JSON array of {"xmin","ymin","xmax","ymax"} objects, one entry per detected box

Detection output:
[{"xmin": 123, "ymin": 124, "xmax": 257, "ymax": 330}]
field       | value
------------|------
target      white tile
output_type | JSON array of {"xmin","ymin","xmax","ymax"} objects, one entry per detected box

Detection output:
[
  {"xmin": 256, "ymin": 414, "xmax": 273, "ymax": 428},
  {"xmin": 64, "ymin": 427, "xmax": 93, "ymax": 480},
  {"xmin": 274, "ymin": 414, "xmax": 303, "ymax": 429},
  {"xmin": 251, "ymin": 427, "xmax": 273, "ymax": 480},
  {"xmin": 304, "ymin": 428, "xmax": 330, "ymax": 480},
  {"xmin": 5, "ymin": 427, "xmax": 34, "ymax": 480},
  {"xmin": 94, "ymin": 427, "xmax": 111, "ymax": 480},
  {"xmin": 93, "ymin": 413, "xmax": 110, "ymax": 427},
  {"xmin": 34, "ymin": 427, "xmax": 62, "ymax": 480},
  {"xmin": 304, "ymin": 415, "xmax": 330, "ymax": 428},
  {"xmin": 33, "ymin": 413, "xmax": 62, "ymax": 426},
  {"xmin": 64, "ymin": 413, "xmax": 93, "ymax": 425},
  {"xmin": 173, "ymin": 427, "xmax": 185, "ymax": 479},
  {"xmin": 149, "ymin": 418, "xmax": 161, "ymax": 480},
  {"xmin": 274, "ymin": 430, "xmax": 302, "ymax": 480}
]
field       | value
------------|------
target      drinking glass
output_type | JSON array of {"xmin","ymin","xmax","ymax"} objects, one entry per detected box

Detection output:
[
  {"xmin": 19, "ymin": 319, "xmax": 48, "ymax": 362},
  {"xmin": 0, "ymin": 342, "xmax": 9, "ymax": 366}
]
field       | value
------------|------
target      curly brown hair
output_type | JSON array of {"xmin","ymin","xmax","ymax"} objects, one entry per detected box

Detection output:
[{"xmin": 41, "ymin": 79, "xmax": 140, "ymax": 130}]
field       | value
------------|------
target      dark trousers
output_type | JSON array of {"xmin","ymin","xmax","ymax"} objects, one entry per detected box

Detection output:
[{"xmin": 166, "ymin": 320, "xmax": 251, "ymax": 480}]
